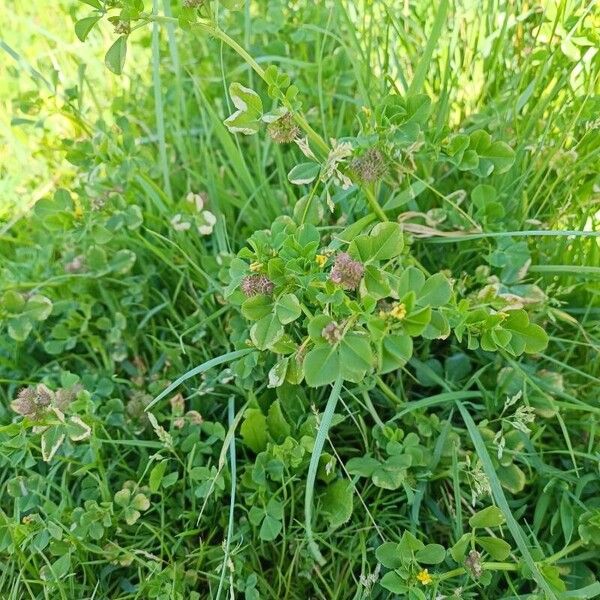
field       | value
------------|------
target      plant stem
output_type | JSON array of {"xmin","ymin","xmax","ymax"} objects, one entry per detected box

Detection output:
[
  {"xmin": 545, "ymin": 539, "xmax": 586, "ymax": 564},
  {"xmin": 365, "ymin": 187, "xmax": 388, "ymax": 222},
  {"xmin": 436, "ymin": 561, "xmax": 518, "ymax": 583},
  {"xmin": 150, "ymin": 15, "xmax": 389, "ymax": 221}
]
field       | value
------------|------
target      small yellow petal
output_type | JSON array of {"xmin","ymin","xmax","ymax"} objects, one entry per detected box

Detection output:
[
  {"xmin": 416, "ymin": 569, "xmax": 432, "ymax": 585},
  {"xmin": 315, "ymin": 254, "xmax": 328, "ymax": 268},
  {"xmin": 249, "ymin": 261, "xmax": 263, "ymax": 272},
  {"xmin": 389, "ymin": 303, "xmax": 407, "ymax": 320}
]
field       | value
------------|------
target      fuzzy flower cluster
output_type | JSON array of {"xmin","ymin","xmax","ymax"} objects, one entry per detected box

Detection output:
[
  {"xmin": 170, "ymin": 192, "xmax": 216, "ymax": 236},
  {"xmin": 241, "ymin": 274, "xmax": 275, "ymax": 297},
  {"xmin": 267, "ymin": 112, "xmax": 300, "ymax": 144},
  {"xmin": 351, "ymin": 147, "xmax": 387, "ymax": 183},
  {"xmin": 11, "ymin": 383, "xmax": 81, "ymax": 420},
  {"xmin": 322, "ymin": 321, "xmax": 344, "ymax": 344},
  {"xmin": 330, "ymin": 252, "xmax": 364, "ymax": 290}
]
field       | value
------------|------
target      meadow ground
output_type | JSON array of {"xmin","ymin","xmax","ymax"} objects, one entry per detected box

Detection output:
[{"xmin": 0, "ymin": 1, "xmax": 599, "ymax": 599}]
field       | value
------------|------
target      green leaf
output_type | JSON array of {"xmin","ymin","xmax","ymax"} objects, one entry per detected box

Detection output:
[
  {"xmin": 23, "ymin": 295, "xmax": 53, "ymax": 321},
  {"xmin": 48, "ymin": 553, "xmax": 71, "ymax": 580},
  {"xmin": 267, "ymin": 358, "xmax": 288, "ymax": 388},
  {"xmin": 380, "ymin": 571, "xmax": 407, "ymax": 594},
  {"xmin": 240, "ymin": 408, "xmax": 268, "ymax": 453},
  {"xmin": 469, "ymin": 506, "xmax": 505, "ymax": 529},
  {"xmin": 304, "ymin": 345, "xmax": 340, "ymax": 387},
  {"xmin": 161, "ymin": 471, "xmax": 178, "ymax": 489},
  {"xmin": 266, "ymin": 400, "xmax": 290, "ymax": 441},
  {"xmin": 450, "ymin": 533, "xmax": 471, "ymax": 562},
  {"xmin": 376, "ymin": 542, "xmax": 402, "ymax": 569},
  {"xmin": 372, "ymin": 457, "xmax": 408, "ymax": 490},
  {"xmin": 403, "ymin": 306, "xmax": 432, "ymax": 336},
  {"xmin": 131, "ymin": 493, "xmax": 150, "ymax": 511},
  {"xmin": 418, "ymin": 273, "xmax": 452, "ymax": 307},
  {"xmin": 105, "ymin": 36, "xmax": 128, "ymax": 75},
  {"xmin": 320, "ymin": 479, "xmax": 353, "ymax": 528},
  {"xmin": 397, "ymin": 266, "xmax": 425, "ymax": 297},
  {"xmin": 497, "ymin": 463, "xmax": 526, "ymax": 493},
  {"xmin": 339, "ymin": 333, "xmax": 372, "ymax": 382},
  {"xmin": 66, "ymin": 416, "xmax": 91, "ymax": 441},
  {"xmin": 480, "ymin": 141, "xmax": 515, "ymax": 174},
  {"xmin": 369, "ymin": 222, "xmax": 404, "ymax": 261},
  {"xmin": 2, "ymin": 290, "xmax": 26, "ymax": 313},
  {"xmin": 224, "ymin": 83, "xmax": 263, "ymax": 134},
  {"xmin": 476, "ymin": 536, "xmax": 511, "ymax": 560},
  {"xmin": 416, "ymin": 543, "xmax": 446, "ymax": 564},
  {"xmin": 288, "ymin": 162, "xmax": 320, "ymax": 185},
  {"xmin": 381, "ymin": 334, "xmax": 413, "ymax": 373},
  {"xmin": 149, "ymin": 460, "xmax": 168, "ymax": 493},
  {"xmin": 41, "ymin": 427, "xmax": 66, "ymax": 462},
  {"xmin": 505, "ymin": 311, "xmax": 548, "ymax": 354},
  {"xmin": 114, "ymin": 489, "xmax": 131, "ymax": 507},
  {"xmin": 347, "ymin": 456, "xmax": 380, "ymax": 477},
  {"xmin": 75, "ymin": 16, "xmax": 101, "ymax": 42},
  {"xmin": 8, "ymin": 316, "xmax": 33, "ymax": 342},
  {"xmin": 250, "ymin": 313, "xmax": 284, "ymax": 350},
  {"xmin": 307, "ymin": 314, "xmax": 332, "ymax": 340},
  {"xmin": 241, "ymin": 295, "xmax": 273, "ymax": 321},
  {"xmin": 275, "ymin": 293, "xmax": 302, "ymax": 324}
]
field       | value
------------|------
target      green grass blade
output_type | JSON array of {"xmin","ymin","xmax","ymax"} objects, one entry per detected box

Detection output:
[
  {"xmin": 407, "ymin": 0, "xmax": 449, "ymax": 96},
  {"xmin": 152, "ymin": 0, "xmax": 172, "ymax": 199},
  {"xmin": 304, "ymin": 375, "xmax": 343, "ymax": 565},
  {"xmin": 456, "ymin": 401, "xmax": 558, "ymax": 600},
  {"xmin": 145, "ymin": 349, "xmax": 254, "ymax": 410}
]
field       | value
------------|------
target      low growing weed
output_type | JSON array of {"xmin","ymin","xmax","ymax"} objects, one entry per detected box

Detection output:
[{"xmin": 0, "ymin": 0, "xmax": 599, "ymax": 599}]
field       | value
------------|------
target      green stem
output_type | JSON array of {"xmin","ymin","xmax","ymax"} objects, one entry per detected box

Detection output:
[
  {"xmin": 149, "ymin": 15, "xmax": 388, "ymax": 221},
  {"xmin": 545, "ymin": 539, "xmax": 586, "ymax": 564},
  {"xmin": 436, "ymin": 539, "xmax": 586, "ymax": 585},
  {"xmin": 376, "ymin": 376, "xmax": 402, "ymax": 405},
  {"xmin": 436, "ymin": 561, "xmax": 518, "ymax": 583},
  {"xmin": 365, "ymin": 187, "xmax": 388, "ymax": 222}
]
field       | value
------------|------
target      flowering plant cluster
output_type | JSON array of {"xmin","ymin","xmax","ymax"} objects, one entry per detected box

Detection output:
[{"xmin": 225, "ymin": 216, "xmax": 548, "ymax": 388}]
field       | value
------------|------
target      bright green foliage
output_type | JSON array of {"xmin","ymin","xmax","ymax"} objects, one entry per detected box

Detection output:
[{"xmin": 0, "ymin": 0, "xmax": 598, "ymax": 599}]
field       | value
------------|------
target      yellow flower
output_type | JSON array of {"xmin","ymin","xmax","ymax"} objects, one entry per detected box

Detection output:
[
  {"xmin": 315, "ymin": 254, "xmax": 328, "ymax": 268},
  {"xmin": 249, "ymin": 261, "xmax": 263, "ymax": 272},
  {"xmin": 389, "ymin": 303, "xmax": 407, "ymax": 320},
  {"xmin": 416, "ymin": 569, "xmax": 432, "ymax": 585}
]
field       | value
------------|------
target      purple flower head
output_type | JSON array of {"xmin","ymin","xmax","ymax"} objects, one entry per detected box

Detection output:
[
  {"xmin": 330, "ymin": 252, "xmax": 364, "ymax": 290},
  {"xmin": 11, "ymin": 384, "xmax": 54, "ymax": 419},
  {"xmin": 241, "ymin": 274, "xmax": 275, "ymax": 297}
]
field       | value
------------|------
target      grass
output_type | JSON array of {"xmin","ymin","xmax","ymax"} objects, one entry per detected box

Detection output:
[{"xmin": 1, "ymin": 0, "xmax": 599, "ymax": 598}]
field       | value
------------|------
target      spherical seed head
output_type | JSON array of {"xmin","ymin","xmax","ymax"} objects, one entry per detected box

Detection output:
[
  {"xmin": 54, "ymin": 384, "xmax": 82, "ymax": 411},
  {"xmin": 351, "ymin": 148, "xmax": 387, "ymax": 183},
  {"xmin": 114, "ymin": 20, "xmax": 131, "ymax": 35},
  {"xmin": 241, "ymin": 274, "xmax": 274, "ymax": 297},
  {"xmin": 11, "ymin": 384, "xmax": 54, "ymax": 418},
  {"xmin": 321, "ymin": 321, "xmax": 344, "ymax": 344},
  {"xmin": 330, "ymin": 252, "xmax": 364, "ymax": 290},
  {"xmin": 267, "ymin": 113, "xmax": 300, "ymax": 144},
  {"xmin": 11, "ymin": 387, "xmax": 37, "ymax": 416},
  {"xmin": 35, "ymin": 384, "xmax": 54, "ymax": 407}
]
